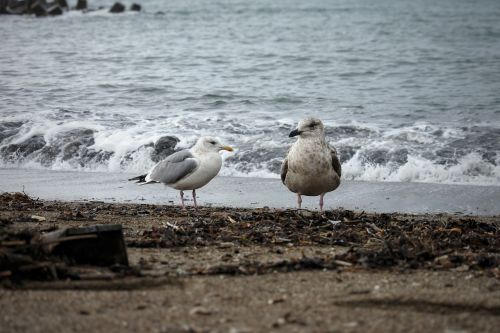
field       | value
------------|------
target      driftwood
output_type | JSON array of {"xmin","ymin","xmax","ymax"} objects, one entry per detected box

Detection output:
[{"xmin": 1, "ymin": 223, "xmax": 130, "ymax": 285}]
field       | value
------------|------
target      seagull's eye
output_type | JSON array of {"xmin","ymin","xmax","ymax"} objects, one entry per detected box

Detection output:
[{"xmin": 210, "ymin": 141, "xmax": 216, "ymax": 145}]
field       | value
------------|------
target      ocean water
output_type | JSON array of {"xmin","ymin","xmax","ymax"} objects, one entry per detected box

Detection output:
[{"xmin": 1, "ymin": 0, "xmax": 499, "ymax": 185}]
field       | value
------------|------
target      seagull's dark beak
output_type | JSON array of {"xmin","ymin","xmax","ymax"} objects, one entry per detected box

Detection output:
[{"xmin": 289, "ymin": 128, "xmax": 301, "ymax": 137}]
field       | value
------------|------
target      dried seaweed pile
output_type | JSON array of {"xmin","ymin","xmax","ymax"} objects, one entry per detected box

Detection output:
[
  {"xmin": 0, "ymin": 192, "xmax": 43, "ymax": 210},
  {"xmin": 1, "ymin": 192, "xmax": 499, "ymax": 280},
  {"xmin": 131, "ymin": 209, "xmax": 499, "ymax": 274}
]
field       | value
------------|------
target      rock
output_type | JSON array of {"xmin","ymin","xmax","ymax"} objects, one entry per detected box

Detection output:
[
  {"xmin": 6, "ymin": 0, "xmax": 28, "ymax": 14},
  {"xmin": 0, "ymin": 135, "xmax": 46, "ymax": 160},
  {"xmin": 189, "ymin": 306, "xmax": 212, "ymax": 316},
  {"xmin": 151, "ymin": 136, "xmax": 180, "ymax": 162},
  {"xmin": 31, "ymin": 128, "xmax": 95, "ymax": 166},
  {"xmin": 0, "ymin": 121, "xmax": 23, "ymax": 143},
  {"xmin": 75, "ymin": 0, "xmax": 86, "ymax": 10},
  {"xmin": 267, "ymin": 297, "xmax": 285, "ymax": 305},
  {"xmin": 0, "ymin": 0, "xmax": 9, "ymax": 14},
  {"xmin": 31, "ymin": 0, "xmax": 63, "ymax": 16},
  {"xmin": 60, "ymin": 128, "xmax": 95, "ymax": 160},
  {"xmin": 434, "ymin": 255, "xmax": 454, "ymax": 269},
  {"xmin": 130, "ymin": 3, "xmax": 141, "ymax": 11},
  {"xmin": 38, "ymin": 146, "xmax": 61, "ymax": 166},
  {"xmin": 29, "ymin": 0, "xmax": 46, "ymax": 15},
  {"xmin": 109, "ymin": 2, "xmax": 125, "ymax": 13},
  {"xmin": 30, "ymin": 215, "xmax": 46, "ymax": 222},
  {"xmin": 217, "ymin": 242, "xmax": 234, "ymax": 249},
  {"xmin": 46, "ymin": 2, "xmax": 62, "ymax": 15},
  {"xmin": 57, "ymin": 0, "xmax": 67, "ymax": 10}
]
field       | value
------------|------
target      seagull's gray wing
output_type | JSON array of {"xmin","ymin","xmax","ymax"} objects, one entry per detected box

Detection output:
[
  {"xmin": 330, "ymin": 146, "xmax": 341, "ymax": 178},
  {"xmin": 147, "ymin": 149, "xmax": 199, "ymax": 184},
  {"xmin": 280, "ymin": 157, "xmax": 288, "ymax": 184}
]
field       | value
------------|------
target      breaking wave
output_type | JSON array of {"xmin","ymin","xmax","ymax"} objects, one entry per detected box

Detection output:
[{"xmin": 1, "ymin": 115, "xmax": 498, "ymax": 186}]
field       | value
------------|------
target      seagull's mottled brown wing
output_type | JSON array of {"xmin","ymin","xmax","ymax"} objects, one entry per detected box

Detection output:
[
  {"xmin": 280, "ymin": 157, "xmax": 288, "ymax": 184},
  {"xmin": 330, "ymin": 146, "xmax": 341, "ymax": 178}
]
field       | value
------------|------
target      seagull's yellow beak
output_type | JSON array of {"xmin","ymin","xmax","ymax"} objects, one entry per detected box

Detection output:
[{"xmin": 221, "ymin": 145, "xmax": 234, "ymax": 152}]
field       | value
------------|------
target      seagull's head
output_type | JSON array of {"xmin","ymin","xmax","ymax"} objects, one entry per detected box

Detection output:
[
  {"xmin": 195, "ymin": 136, "xmax": 234, "ymax": 153},
  {"xmin": 289, "ymin": 118, "xmax": 325, "ymax": 139}
]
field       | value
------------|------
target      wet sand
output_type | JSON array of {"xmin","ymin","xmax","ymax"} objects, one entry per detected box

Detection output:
[
  {"xmin": 1, "ymin": 168, "xmax": 499, "ymax": 214},
  {"xmin": 0, "ymin": 192, "xmax": 499, "ymax": 332}
]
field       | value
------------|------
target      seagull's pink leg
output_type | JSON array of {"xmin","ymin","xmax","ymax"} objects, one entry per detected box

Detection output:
[
  {"xmin": 319, "ymin": 193, "xmax": 325, "ymax": 212},
  {"xmin": 297, "ymin": 193, "xmax": 302, "ymax": 209},
  {"xmin": 179, "ymin": 190, "xmax": 185, "ymax": 209},
  {"xmin": 192, "ymin": 189, "xmax": 198, "ymax": 208}
]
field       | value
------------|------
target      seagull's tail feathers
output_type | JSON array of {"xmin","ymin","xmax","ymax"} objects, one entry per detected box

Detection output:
[{"xmin": 128, "ymin": 174, "xmax": 148, "ymax": 183}]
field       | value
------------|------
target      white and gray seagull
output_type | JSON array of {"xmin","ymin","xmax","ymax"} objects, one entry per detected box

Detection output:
[
  {"xmin": 281, "ymin": 118, "xmax": 341, "ymax": 212},
  {"xmin": 129, "ymin": 136, "xmax": 233, "ymax": 208}
]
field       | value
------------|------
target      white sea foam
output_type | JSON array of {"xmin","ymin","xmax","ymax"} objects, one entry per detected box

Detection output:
[
  {"xmin": 1, "ymin": 116, "xmax": 499, "ymax": 186},
  {"xmin": 343, "ymin": 152, "xmax": 500, "ymax": 186}
]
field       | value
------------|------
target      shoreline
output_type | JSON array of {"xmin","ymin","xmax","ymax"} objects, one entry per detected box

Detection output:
[{"xmin": 0, "ymin": 168, "xmax": 499, "ymax": 215}]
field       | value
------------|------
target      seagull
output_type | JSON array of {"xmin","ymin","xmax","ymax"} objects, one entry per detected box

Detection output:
[
  {"xmin": 280, "ymin": 118, "xmax": 341, "ymax": 212},
  {"xmin": 129, "ymin": 136, "xmax": 233, "ymax": 208}
]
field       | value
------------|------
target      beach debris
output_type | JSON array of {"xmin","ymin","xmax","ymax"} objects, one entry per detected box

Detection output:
[
  {"xmin": 434, "ymin": 255, "xmax": 454, "ymax": 269},
  {"xmin": 189, "ymin": 306, "xmax": 213, "ymax": 316},
  {"xmin": 30, "ymin": 215, "xmax": 46, "ymax": 222},
  {"xmin": 271, "ymin": 312, "xmax": 306, "ymax": 328},
  {"xmin": 0, "ymin": 220, "xmax": 138, "ymax": 287},
  {"xmin": 217, "ymin": 242, "xmax": 234, "ymax": 249},
  {"xmin": 268, "ymin": 297, "xmax": 286, "ymax": 305},
  {"xmin": 328, "ymin": 220, "xmax": 342, "ymax": 226},
  {"xmin": 2, "ymin": 192, "xmax": 499, "ymax": 282},
  {"xmin": 44, "ymin": 224, "xmax": 129, "ymax": 266},
  {"xmin": 125, "ymin": 207, "xmax": 498, "ymax": 275},
  {"xmin": 0, "ymin": 192, "xmax": 41, "ymax": 208}
]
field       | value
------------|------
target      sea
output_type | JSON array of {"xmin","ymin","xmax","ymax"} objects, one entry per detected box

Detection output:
[{"xmin": 1, "ymin": 0, "xmax": 500, "ymax": 186}]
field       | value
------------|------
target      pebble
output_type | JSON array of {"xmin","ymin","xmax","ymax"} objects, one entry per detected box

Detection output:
[{"xmin": 189, "ymin": 306, "xmax": 212, "ymax": 315}]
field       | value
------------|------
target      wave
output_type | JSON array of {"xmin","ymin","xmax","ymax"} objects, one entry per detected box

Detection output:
[
  {"xmin": 0, "ymin": 118, "xmax": 498, "ymax": 186},
  {"xmin": 343, "ymin": 152, "xmax": 499, "ymax": 186}
]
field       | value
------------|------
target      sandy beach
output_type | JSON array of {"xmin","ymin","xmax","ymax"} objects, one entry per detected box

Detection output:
[{"xmin": 1, "ymin": 187, "xmax": 499, "ymax": 332}]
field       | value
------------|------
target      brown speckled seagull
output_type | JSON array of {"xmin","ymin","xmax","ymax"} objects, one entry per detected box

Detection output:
[{"xmin": 280, "ymin": 118, "xmax": 341, "ymax": 211}]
